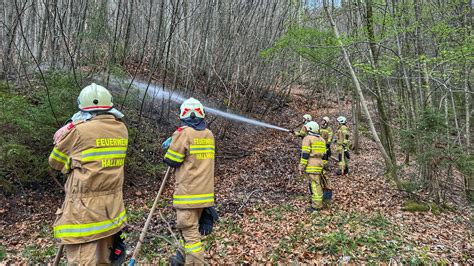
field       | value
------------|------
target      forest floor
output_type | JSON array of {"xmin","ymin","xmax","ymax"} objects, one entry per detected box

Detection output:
[{"xmin": 0, "ymin": 90, "xmax": 472, "ymax": 264}]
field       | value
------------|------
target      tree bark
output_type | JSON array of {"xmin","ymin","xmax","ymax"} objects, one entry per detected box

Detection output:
[{"xmin": 323, "ymin": 1, "xmax": 400, "ymax": 188}]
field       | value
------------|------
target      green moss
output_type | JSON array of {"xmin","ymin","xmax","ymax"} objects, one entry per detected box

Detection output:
[
  {"xmin": 402, "ymin": 200, "xmax": 430, "ymax": 212},
  {"xmin": 400, "ymin": 180, "xmax": 420, "ymax": 193},
  {"xmin": 402, "ymin": 199, "xmax": 443, "ymax": 214}
]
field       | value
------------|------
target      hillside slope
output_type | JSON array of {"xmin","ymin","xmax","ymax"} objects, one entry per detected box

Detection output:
[{"xmin": 0, "ymin": 94, "xmax": 472, "ymax": 264}]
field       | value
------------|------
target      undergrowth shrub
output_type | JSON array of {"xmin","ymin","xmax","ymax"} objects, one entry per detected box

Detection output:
[
  {"xmin": 0, "ymin": 74, "xmax": 77, "ymax": 192},
  {"xmin": 1, "ymin": 72, "xmax": 168, "ymax": 194},
  {"xmin": 401, "ymin": 107, "xmax": 468, "ymax": 203}
]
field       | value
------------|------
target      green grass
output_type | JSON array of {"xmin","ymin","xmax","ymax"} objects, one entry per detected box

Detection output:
[
  {"xmin": 220, "ymin": 217, "xmax": 242, "ymax": 234},
  {"xmin": 203, "ymin": 232, "xmax": 225, "ymax": 253},
  {"xmin": 22, "ymin": 244, "xmax": 56, "ymax": 263},
  {"xmin": 267, "ymin": 211, "xmax": 405, "ymax": 263},
  {"xmin": 127, "ymin": 208, "xmax": 146, "ymax": 223},
  {"xmin": 39, "ymin": 223, "xmax": 53, "ymax": 238},
  {"xmin": 317, "ymin": 212, "xmax": 403, "ymax": 262},
  {"xmin": 146, "ymin": 197, "xmax": 170, "ymax": 209},
  {"xmin": 0, "ymin": 245, "xmax": 6, "ymax": 261},
  {"xmin": 141, "ymin": 235, "xmax": 174, "ymax": 262},
  {"xmin": 264, "ymin": 203, "xmax": 296, "ymax": 221}
]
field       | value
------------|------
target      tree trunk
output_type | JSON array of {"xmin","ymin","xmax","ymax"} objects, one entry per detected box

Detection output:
[{"xmin": 323, "ymin": 1, "xmax": 400, "ymax": 188}]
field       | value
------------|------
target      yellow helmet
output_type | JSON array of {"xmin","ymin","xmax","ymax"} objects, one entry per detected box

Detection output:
[{"xmin": 78, "ymin": 83, "xmax": 113, "ymax": 111}]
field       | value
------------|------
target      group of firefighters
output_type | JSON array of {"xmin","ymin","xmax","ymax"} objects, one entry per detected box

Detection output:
[
  {"xmin": 294, "ymin": 113, "xmax": 351, "ymax": 211},
  {"xmin": 48, "ymin": 84, "xmax": 351, "ymax": 265}
]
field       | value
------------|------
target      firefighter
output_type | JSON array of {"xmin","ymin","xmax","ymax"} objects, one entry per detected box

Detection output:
[
  {"xmin": 294, "ymin": 114, "xmax": 312, "ymax": 137},
  {"xmin": 319, "ymin": 116, "xmax": 333, "ymax": 168},
  {"xmin": 49, "ymin": 83, "xmax": 128, "ymax": 265},
  {"xmin": 299, "ymin": 121, "xmax": 327, "ymax": 211},
  {"xmin": 164, "ymin": 98, "xmax": 217, "ymax": 265},
  {"xmin": 335, "ymin": 116, "xmax": 350, "ymax": 175}
]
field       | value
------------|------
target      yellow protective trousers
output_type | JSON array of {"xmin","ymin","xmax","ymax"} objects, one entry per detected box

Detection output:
[
  {"xmin": 65, "ymin": 235, "xmax": 113, "ymax": 265},
  {"xmin": 308, "ymin": 174, "xmax": 323, "ymax": 209},
  {"xmin": 176, "ymin": 208, "xmax": 205, "ymax": 265},
  {"xmin": 336, "ymin": 145, "xmax": 349, "ymax": 174}
]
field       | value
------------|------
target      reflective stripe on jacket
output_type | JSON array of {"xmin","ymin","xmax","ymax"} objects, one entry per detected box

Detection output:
[
  {"xmin": 48, "ymin": 114, "xmax": 128, "ymax": 244},
  {"xmin": 164, "ymin": 126, "xmax": 215, "ymax": 209},
  {"xmin": 300, "ymin": 134, "xmax": 326, "ymax": 174}
]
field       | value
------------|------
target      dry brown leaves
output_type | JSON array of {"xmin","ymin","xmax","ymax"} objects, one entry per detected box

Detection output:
[{"xmin": 0, "ymin": 95, "xmax": 472, "ymax": 264}]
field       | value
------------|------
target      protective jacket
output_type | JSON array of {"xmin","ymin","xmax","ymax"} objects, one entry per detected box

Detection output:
[
  {"xmin": 49, "ymin": 114, "xmax": 128, "ymax": 244},
  {"xmin": 336, "ymin": 125, "xmax": 350, "ymax": 150},
  {"xmin": 320, "ymin": 125, "xmax": 333, "ymax": 144},
  {"xmin": 164, "ymin": 126, "xmax": 215, "ymax": 209},
  {"xmin": 295, "ymin": 124, "xmax": 308, "ymax": 137},
  {"xmin": 300, "ymin": 133, "xmax": 327, "ymax": 173}
]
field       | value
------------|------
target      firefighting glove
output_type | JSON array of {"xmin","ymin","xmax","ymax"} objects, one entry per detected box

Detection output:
[
  {"xmin": 109, "ymin": 231, "xmax": 126, "ymax": 265},
  {"xmin": 322, "ymin": 153, "xmax": 328, "ymax": 161},
  {"xmin": 323, "ymin": 188, "xmax": 333, "ymax": 201},
  {"xmin": 170, "ymin": 250, "xmax": 185, "ymax": 266},
  {"xmin": 199, "ymin": 207, "xmax": 219, "ymax": 236},
  {"xmin": 162, "ymin": 136, "xmax": 172, "ymax": 150},
  {"xmin": 345, "ymin": 150, "xmax": 351, "ymax": 160}
]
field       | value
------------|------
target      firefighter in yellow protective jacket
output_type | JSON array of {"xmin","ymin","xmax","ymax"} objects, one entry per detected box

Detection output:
[
  {"xmin": 294, "ymin": 114, "xmax": 312, "ymax": 137},
  {"xmin": 299, "ymin": 121, "xmax": 327, "ymax": 211},
  {"xmin": 49, "ymin": 84, "xmax": 128, "ymax": 265},
  {"xmin": 319, "ymin": 116, "xmax": 333, "ymax": 167},
  {"xmin": 335, "ymin": 116, "xmax": 350, "ymax": 175},
  {"xmin": 163, "ymin": 98, "xmax": 218, "ymax": 265}
]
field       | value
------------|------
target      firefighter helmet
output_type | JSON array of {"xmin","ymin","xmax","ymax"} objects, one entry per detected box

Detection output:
[
  {"xmin": 180, "ymin": 97, "xmax": 205, "ymax": 119},
  {"xmin": 323, "ymin": 116, "xmax": 330, "ymax": 123},
  {"xmin": 337, "ymin": 116, "xmax": 347, "ymax": 124},
  {"xmin": 303, "ymin": 114, "xmax": 312, "ymax": 121},
  {"xmin": 78, "ymin": 83, "xmax": 113, "ymax": 111},
  {"xmin": 305, "ymin": 121, "xmax": 320, "ymax": 133}
]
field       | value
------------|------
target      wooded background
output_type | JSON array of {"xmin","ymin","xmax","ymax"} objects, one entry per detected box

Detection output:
[{"xmin": 0, "ymin": 0, "xmax": 472, "ymax": 203}]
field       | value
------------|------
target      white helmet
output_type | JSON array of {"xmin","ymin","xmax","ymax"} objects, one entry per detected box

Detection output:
[
  {"xmin": 322, "ymin": 116, "xmax": 330, "ymax": 123},
  {"xmin": 337, "ymin": 116, "xmax": 347, "ymax": 124},
  {"xmin": 303, "ymin": 114, "xmax": 312, "ymax": 121},
  {"xmin": 305, "ymin": 121, "xmax": 320, "ymax": 133},
  {"xmin": 180, "ymin": 97, "xmax": 205, "ymax": 119},
  {"xmin": 78, "ymin": 83, "xmax": 113, "ymax": 111}
]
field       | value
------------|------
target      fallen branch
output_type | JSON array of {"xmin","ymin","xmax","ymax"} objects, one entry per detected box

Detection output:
[
  {"xmin": 237, "ymin": 189, "xmax": 261, "ymax": 212},
  {"xmin": 216, "ymin": 152, "xmax": 251, "ymax": 160}
]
